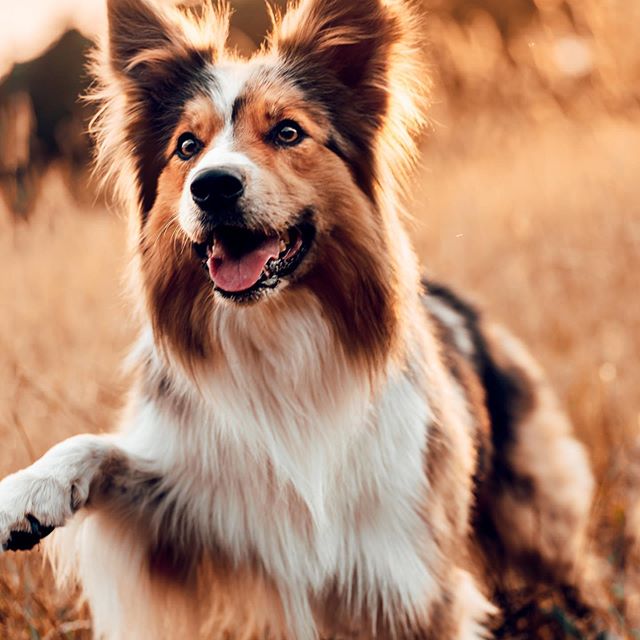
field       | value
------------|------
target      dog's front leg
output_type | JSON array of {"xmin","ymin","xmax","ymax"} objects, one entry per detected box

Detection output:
[{"xmin": 0, "ymin": 434, "xmax": 155, "ymax": 552}]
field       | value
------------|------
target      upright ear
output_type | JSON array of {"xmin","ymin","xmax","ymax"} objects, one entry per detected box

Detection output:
[
  {"xmin": 272, "ymin": 0, "xmax": 426, "ymax": 197},
  {"xmin": 275, "ymin": 0, "xmax": 402, "ymax": 116},
  {"xmin": 107, "ymin": 0, "xmax": 186, "ymax": 80},
  {"xmin": 96, "ymin": 0, "xmax": 225, "ymax": 217}
]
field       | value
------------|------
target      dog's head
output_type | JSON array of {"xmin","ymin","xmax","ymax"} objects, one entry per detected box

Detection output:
[{"xmin": 97, "ymin": 0, "xmax": 426, "ymax": 367}]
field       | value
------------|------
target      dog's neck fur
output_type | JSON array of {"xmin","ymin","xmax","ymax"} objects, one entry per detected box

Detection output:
[{"xmin": 133, "ymin": 203, "xmax": 427, "ymax": 455}]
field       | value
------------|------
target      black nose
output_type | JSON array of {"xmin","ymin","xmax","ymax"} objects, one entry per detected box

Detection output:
[{"xmin": 190, "ymin": 168, "xmax": 245, "ymax": 210}]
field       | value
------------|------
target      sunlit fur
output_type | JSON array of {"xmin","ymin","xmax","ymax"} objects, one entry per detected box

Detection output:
[
  {"xmin": 88, "ymin": 0, "xmax": 429, "ymax": 377},
  {"xmin": 0, "ymin": 0, "xmax": 599, "ymax": 638}
]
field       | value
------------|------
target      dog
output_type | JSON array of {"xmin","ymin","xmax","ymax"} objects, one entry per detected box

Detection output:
[{"xmin": 0, "ymin": 0, "xmax": 597, "ymax": 637}]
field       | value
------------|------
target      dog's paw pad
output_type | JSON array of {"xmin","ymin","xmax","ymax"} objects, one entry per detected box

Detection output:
[{"xmin": 2, "ymin": 515, "xmax": 55, "ymax": 552}]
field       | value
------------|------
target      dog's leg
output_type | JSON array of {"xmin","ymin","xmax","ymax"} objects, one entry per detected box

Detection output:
[
  {"xmin": 438, "ymin": 568, "xmax": 497, "ymax": 640},
  {"xmin": 0, "ymin": 434, "xmax": 158, "ymax": 552}
]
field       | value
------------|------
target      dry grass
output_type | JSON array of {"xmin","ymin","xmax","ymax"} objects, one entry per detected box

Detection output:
[
  {"xmin": 413, "ymin": 107, "xmax": 640, "ymax": 636},
  {"xmin": 1, "ymin": 1, "xmax": 640, "ymax": 637},
  {"xmin": 0, "ymin": 174, "xmax": 129, "ymax": 639}
]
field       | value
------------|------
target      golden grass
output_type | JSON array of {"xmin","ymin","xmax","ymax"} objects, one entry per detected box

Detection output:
[
  {"xmin": 413, "ymin": 108, "xmax": 640, "ymax": 635},
  {"xmin": 424, "ymin": 0, "xmax": 640, "ymax": 110},
  {"xmin": 0, "ymin": 174, "xmax": 129, "ymax": 639}
]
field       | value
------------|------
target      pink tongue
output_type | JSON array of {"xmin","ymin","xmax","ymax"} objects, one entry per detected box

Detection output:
[{"xmin": 208, "ymin": 236, "xmax": 280, "ymax": 293}]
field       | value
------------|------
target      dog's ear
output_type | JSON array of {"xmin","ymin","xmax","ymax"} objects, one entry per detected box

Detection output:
[
  {"xmin": 108, "ymin": 0, "xmax": 175, "ymax": 74},
  {"xmin": 274, "ymin": 0, "xmax": 402, "ymax": 114},
  {"xmin": 272, "ymin": 0, "xmax": 426, "ymax": 197},
  {"xmin": 97, "ymin": 0, "xmax": 229, "ymax": 217},
  {"xmin": 107, "ymin": 0, "xmax": 192, "ymax": 83}
]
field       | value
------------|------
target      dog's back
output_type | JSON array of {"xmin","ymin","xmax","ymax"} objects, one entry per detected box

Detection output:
[{"xmin": 424, "ymin": 281, "xmax": 597, "ymax": 613}]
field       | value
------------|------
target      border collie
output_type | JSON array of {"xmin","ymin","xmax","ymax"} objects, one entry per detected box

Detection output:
[{"xmin": 0, "ymin": 0, "xmax": 596, "ymax": 637}]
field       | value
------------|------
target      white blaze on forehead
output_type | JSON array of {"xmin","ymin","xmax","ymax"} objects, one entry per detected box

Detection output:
[
  {"xmin": 194, "ymin": 62, "xmax": 258, "ymax": 175},
  {"xmin": 211, "ymin": 61, "xmax": 254, "ymax": 120},
  {"xmin": 178, "ymin": 62, "xmax": 260, "ymax": 240}
]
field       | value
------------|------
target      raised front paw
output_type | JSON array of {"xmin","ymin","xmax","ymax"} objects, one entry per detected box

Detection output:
[
  {"xmin": 0, "ymin": 471, "xmax": 83, "ymax": 552},
  {"xmin": 3, "ymin": 514, "xmax": 55, "ymax": 551}
]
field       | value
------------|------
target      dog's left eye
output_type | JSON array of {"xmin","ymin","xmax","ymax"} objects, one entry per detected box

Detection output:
[
  {"xmin": 270, "ymin": 121, "xmax": 306, "ymax": 147},
  {"xmin": 176, "ymin": 133, "xmax": 203, "ymax": 161}
]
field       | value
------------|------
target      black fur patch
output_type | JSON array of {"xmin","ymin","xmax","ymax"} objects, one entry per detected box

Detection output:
[
  {"xmin": 422, "ymin": 279, "xmax": 535, "ymax": 496},
  {"xmin": 127, "ymin": 58, "xmax": 212, "ymax": 219},
  {"xmin": 282, "ymin": 65, "xmax": 381, "ymax": 200},
  {"xmin": 231, "ymin": 95, "xmax": 247, "ymax": 124}
]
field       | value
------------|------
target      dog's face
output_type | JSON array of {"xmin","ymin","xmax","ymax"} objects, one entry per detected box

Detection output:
[
  {"xmin": 101, "ymin": 0, "xmax": 424, "ymax": 365},
  {"xmin": 169, "ymin": 64, "xmax": 340, "ymax": 304}
]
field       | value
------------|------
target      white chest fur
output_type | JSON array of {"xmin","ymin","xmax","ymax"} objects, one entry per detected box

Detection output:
[{"xmin": 123, "ymin": 301, "xmax": 436, "ymax": 635}]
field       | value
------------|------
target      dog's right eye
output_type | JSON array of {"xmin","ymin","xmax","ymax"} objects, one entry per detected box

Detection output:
[
  {"xmin": 269, "ymin": 120, "xmax": 306, "ymax": 148},
  {"xmin": 176, "ymin": 133, "xmax": 203, "ymax": 161}
]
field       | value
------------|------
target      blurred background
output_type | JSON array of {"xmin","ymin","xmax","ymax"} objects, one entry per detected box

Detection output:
[{"xmin": 0, "ymin": 0, "xmax": 639, "ymax": 637}]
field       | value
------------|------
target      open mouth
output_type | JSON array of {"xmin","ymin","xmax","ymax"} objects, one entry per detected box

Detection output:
[{"xmin": 194, "ymin": 219, "xmax": 315, "ymax": 300}]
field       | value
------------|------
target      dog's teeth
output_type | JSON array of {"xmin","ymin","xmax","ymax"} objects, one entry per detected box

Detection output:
[{"xmin": 263, "ymin": 275, "xmax": 278, "ymax": 287}]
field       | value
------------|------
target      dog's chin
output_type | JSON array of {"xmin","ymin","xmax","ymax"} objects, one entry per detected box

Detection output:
[{"xmin": 193, "ymin": 214, "xmax": 316, "ymax": 305}]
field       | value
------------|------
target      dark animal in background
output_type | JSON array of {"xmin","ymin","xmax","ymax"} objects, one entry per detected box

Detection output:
[
  {"xmin": 0, "ymin": 29, "xmax": 92, "ymax": 216},
  {"xmin": 0, "ymin": 1, "xmax": 577, "ymax": 218}
]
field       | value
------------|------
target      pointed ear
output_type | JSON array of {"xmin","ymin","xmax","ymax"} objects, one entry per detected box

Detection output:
[
  {"xmin": 272, "ymin": 0, "xmax": 426, "ymax": 198},
  {"xmin": 274, "ymin": 0, "xmax": 402, "ymax": 108},
  {"xmin": 96, "ymin": 1, "xmax": 231, "ymax": 218},
  {"xmin": 107, "ymin": 0, "xmax": 180, "ymax": 77}
]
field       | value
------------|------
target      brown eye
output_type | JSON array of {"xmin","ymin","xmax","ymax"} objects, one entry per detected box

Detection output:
[
  {"xmin": 271, "ymin": 120, "xmax": 306, "ymax": 147},
  {"xmin": 176, "ymin": 133, "xmax": 202, "ymax": 161}
]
